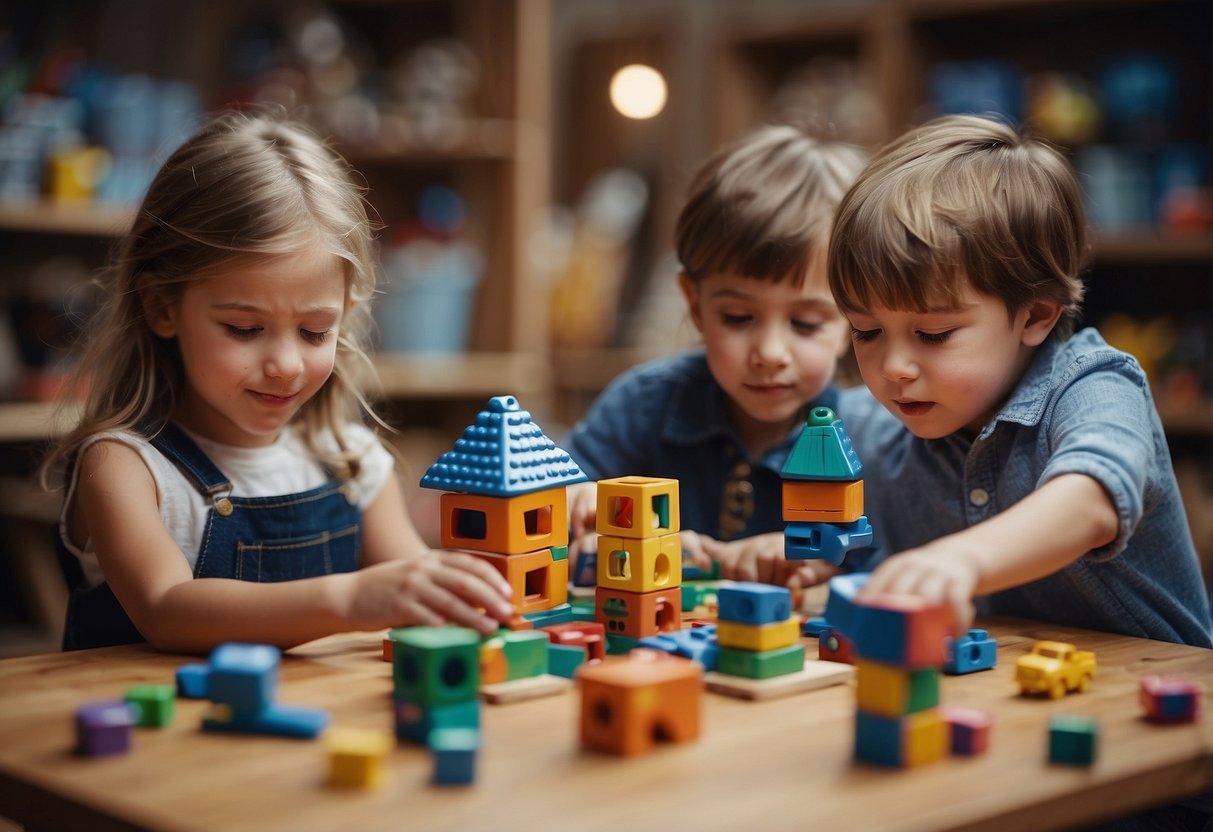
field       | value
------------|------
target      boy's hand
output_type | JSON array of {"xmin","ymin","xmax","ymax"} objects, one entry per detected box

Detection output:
[
  {"xmin": 567, "ymin": 481, "xmax": 598, "ymax": 541},
  {"xmin": 347, "ymin": 551, "xmax": 514, "ymax": 636},
  {"xmin": 856, "ymin": 542, "xmax": 978, "ymax": 634},
  {"xmin": 700, "ymin": 532, "xmax": 809, "ymax": 586}
]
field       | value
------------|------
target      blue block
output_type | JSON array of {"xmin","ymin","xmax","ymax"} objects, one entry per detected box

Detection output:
[
  {"xmin": 572, "ymin": 546, "xmax": 598, "ymax": 587},
  {"xmin": 717, "ymin": 583, "xmax": 792, "ymax": 626},
  {"xmin": 637, "ymin": 625, "xmax": 719, "ymax": 670},
  {"xmin": 202, "ymin": 703, "xmax": 328, "ymax": 739},
  {"xmin": 207, "ymin": 643, "xmax": 280, "ymax": 719},
  {"xmin": 430, "ymin": 727, "xmax": 479, "ymax": 785},
  {"xmin": 944, "ymin": 629, "xmax": 997, "ymax": 675},
  {"xmin": 823, "ymin": 573, "xmax": 869, "ymax": 637},
  {"xmin": 784, "ymin": 517, "xmax": 874, "ymax": 564},
  {"xmin": 854, "ymin": 711, "xmax": 902, "ymax": 767},
  {"xmin": 175, "ymin": 663, "xmax": 210, "ymax": 699},
  {"xmin": 522, "ymin": 603, "xmax": 575, "ymax": 628},
  {"xmin": 802, "ymin": 616, "xmax": 830, "ymax": 637}
]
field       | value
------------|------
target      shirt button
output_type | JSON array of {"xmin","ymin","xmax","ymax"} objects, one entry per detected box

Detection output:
[{"xmin": 969, "ymin": 488, "xmax": 990, "ymax": 507}]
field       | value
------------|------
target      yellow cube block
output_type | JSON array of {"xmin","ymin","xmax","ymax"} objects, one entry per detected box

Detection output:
[
  {"xmin": 904, "ymin": 709, "xmax": 948, "ymax": 767},
  {"xmin": 856, "ymin": 660, "xmax": 940, "ymax": 718},
  {"xmin": 597, "ymin": 532, "xmax": 682, "ymax": 593},
  {"xmin": 715, "ymin": 617, "xmax": 800, "ymax": 652},
  {"xmin": 596, "ymin": 477, "xmax": 680, "ymax": 539},
  {"xmin": 327, "ymin": 727, "xmax": 393, "ymax": 788}
]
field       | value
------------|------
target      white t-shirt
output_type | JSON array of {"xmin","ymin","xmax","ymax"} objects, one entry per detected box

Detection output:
[{"xmin": 60, "ymin": 422, "xmax": 394, "ymax": 589}]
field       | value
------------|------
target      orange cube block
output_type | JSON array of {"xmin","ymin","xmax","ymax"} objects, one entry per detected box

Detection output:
[
  {"xmin": 441, "ymin": 487, "xmax": 568, "ymax": 554},
  {"xmin": 595, "ymin": 586, "xmax": 682, "ymax": 638},
  {"xmin": 471, "ymin": 548, "xmax": 569, "ymax": 614},
  {"xmin": 595, "ymin": 477, "xmax": 680, "ymax": 539},
  {"xmin": 782, "ymin": 480, "xmax": 864, "ymax": 523},
  {"xmin": 578, "ymin": 653, "xmax": 702, "ymax": 756}
]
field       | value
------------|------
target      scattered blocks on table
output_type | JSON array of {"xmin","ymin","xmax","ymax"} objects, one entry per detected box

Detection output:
[
  {"xmin": 75, "ymin": 700, "xmax": 136, "ymax": 757},
  {"xmin": 1140, "ymin": 675, "xmax": 1203, "ymax": 724},
  {"xmin": 939, "ymin": 705, "xmax": 992, "ymax": 756},
  {"xmin": 175, "ymin": 663, "xmax": 209, "ymax": 699},
  {"xmin": 327, "ymin": 727, "xmax": 393, "ymax": 789},
  {"xmin": 577, "ymin": 652, "xmax": 701, "ymax": 756},
  {"xmin": 1049, "ymin": 713, "xmax": 1098, "ymax": 765},
  {"xmin": 430, "ymin": 727, "xmax": 479, "ymax": 785},
  {"xmin": 944, "ymin": 629, "xmax": 997, "ymax": 675},
  {"xmin": 125, "ymin": 684, "xmax": 175, "ymax": 728}
]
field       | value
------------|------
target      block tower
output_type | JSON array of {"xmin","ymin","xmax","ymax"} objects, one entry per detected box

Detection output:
[
  {"xmin": 849, "ymin": 594, "xmax": 952, "ymax": 768},
  {"xmin": 781, "ymin": 406, "xmax": 873, "ymax": 566},
  {"xmin": 593, "ymin": 476, "xmax": 683, "ymax": 651},
  {"xmin": 421, "ymin": 395, "xmax": 587, "ymax": 626},
  {"xmin": 714, "ymin": 583, "xmax": 803, "ymax": 680}
]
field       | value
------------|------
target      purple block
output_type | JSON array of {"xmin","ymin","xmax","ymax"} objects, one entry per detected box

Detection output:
[{"xmin": 76, "ymin": 700, "xmax": 137, "ymax": 757}]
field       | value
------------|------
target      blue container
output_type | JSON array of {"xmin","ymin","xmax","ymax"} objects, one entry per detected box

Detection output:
[{"xmin": 376, "ymin": 240, "xmax": 482, "ymax": 353}]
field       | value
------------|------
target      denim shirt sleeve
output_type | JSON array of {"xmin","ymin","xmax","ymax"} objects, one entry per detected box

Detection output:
[
  {"xmin": 565, "ymin": 364, "xmax": 667, "ymax": 480},
  {"xmin": 1037, "ymin": 350, "xmax": 1154, "ymax": 560}
]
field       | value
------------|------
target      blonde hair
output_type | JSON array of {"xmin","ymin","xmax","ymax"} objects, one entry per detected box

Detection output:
[
  {"xmin": 44, "ymin": 111, "xmax": 380, "ymax": 483},
  {"xmin": 829, "ymin": 114, "xmax": 1087, "ymax": 339},
  {"xmin": 675, "ymin": 124, "xmax": 867, "ymax": 285}
]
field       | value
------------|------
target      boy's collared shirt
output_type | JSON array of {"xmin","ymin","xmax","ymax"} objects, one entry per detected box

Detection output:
[{"xmin": 850, "ymin": 327, "xmax": 1212, "ymax": 647}]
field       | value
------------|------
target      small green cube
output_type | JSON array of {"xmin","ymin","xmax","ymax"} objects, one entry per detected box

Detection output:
[
  {"xmin": 125, "ymin": 684, "xmax": 176, "ymax": 728},
  {"xmin": 1049, "ymin": 713, "xmax": 1098, "ymax": 765},
  {"xmin": 390, "ymin": 627, "xmax": 480, "ymax": 708},
  {"xmin": 717, "ymin": 643, "xmax": 805, "ymax": 679}
]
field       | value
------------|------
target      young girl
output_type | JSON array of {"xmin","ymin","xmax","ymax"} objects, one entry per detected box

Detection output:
[{"xmin": 44, "ymin": 112, "xmax": 513, "ymax": 653}]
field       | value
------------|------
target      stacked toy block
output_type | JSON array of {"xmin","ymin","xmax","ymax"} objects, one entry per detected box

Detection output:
[
  {"xmin": 577, "ymin": 648, "xmax": 702, "ymax": 756},
  {"xmin": 713, "ymin": 583, "xmax": 803, "ymax": 680},
  {"xmin": 593, "ymin": 476, "xmax": 683, "ymax": 651},
  {"xmin": 781, "ymin": 406, "xmax": 873, "ymax": 566},
  {"xmin": 850, "ymin": 595, "xmax": 952, "ymax": 768},
  {"xmin": 420, "ymin": 395, "xmax": 587, "ymax": 626},
  {"xmin": 390, "ymin": 627, "xmax": 481, "ymax": 744}
]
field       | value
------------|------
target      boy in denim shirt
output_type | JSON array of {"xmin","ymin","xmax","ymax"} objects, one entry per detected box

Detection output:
[
  {"xmin": 566, "ymin": 124, "xmax": 875, "ymax": 588},
  {"xmin": 830, "ymin": 114, "xmax": 1211, "ymax": 647}
]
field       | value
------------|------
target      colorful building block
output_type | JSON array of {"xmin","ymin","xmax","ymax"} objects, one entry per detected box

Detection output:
[
  {"xmin": 75, "ymin": 700, "xmax": 136, "ymax": 757},
  {"xmin": 596, "ymin": 585, "xmax": 682, "ymax": 638},
  {"xmin": 784, "ymin": 518, "xmax": 874, "ymax": 564},
  {"xmin": 479, "ymin": 640, "xmax": 508, "ymax": 685},
  {"xmin": 391, "ymin": 627, "xmax": 481, "ymax": 708},
  {"xmin": 1049, "ymin": 713, "xmax": 1098, "ymax": 765},
  {"xmin": 596, "ymin": 532, "xmax": 682, "ymax": 593},
  {"xmin": 781, "ymin": 406, "xmax": 864, "ymax": 480},
  {"xmin": 637, "ymin": 624, "xmax": 719, "ymax": 670},
  {"xmin": 125, "ymin": 684, "xmax": 175, "ymax": 728},
  {"xmin": 1140, "ymin": 675, "xmax": 1203, "ymax": 724},
  {"xmin": 716, "ymin": 616, "xmax": 800, "ymax": 653},
  {"xmin": 201, "ymin": 643, "xmax": 329, "ymax": 739},
  {"xmin": 394, "ymin": 698, "xmax": 480, "ymax": 745},
  {"xmin": 818, "ymin": 628, "xmax": 855, "ymax": 664},
  {"xmin": 781, "ymin": 479, "xmax": 865, "ymax": 523},
  {"xmin": 500, "ymin": 630, "xmax": 550, "ymax": 681},
  {"xmin": 522, "ymin": 602, "xmax": 575, "ymax": 628},
  {"xmin": 578, "ymin": 652, "xmax": 701, "ymax": 756},
  {"xmin": 822, "ymin": 572, "xmax": 869, "ymax": 636},
  {"xmin": 572, "ymin": 544, "xmax": 598, "ymax": 587},
  {"xmin": 541, "ymin": 621, "xmax": 606, "ymax": 663},
  {"xmin": 471, "ymin": 547, "xmax": 569, "ymax": 614},
  {"xmin": 854, "ymin": 709, "xmax": 948, "ymax": 768},
  {"xmin": 548, "ymin": 643, "xmax": 588, "ymax": 678},
  {"xmin": 326, "ymin": 727, "xmax": 392, "ymax": 788},
  {"xmin": 715, "ymin": 643, "xmax": 805, "ymax": 680},
  {"xmin": 944, "ymin": 628, "xmax": 998, "ymax": 675},
  {"xmin": 594, "ymin": 476, "xmax": 681, "ymax": 539},
  {"xmin": 851, "ymin": 593, "xmax": 952, "ymax": 668},
  {"xmin": 855, "ymin": 661, "xmax": 940, "ymax": 718},
  {"xmin": 716, "ymin": 583, "xmax": 792, "ymax": 626},
  {"xmin": 430, "ymin": 727, "xmax": 479, "ymax": 785},
  {"xmin": 175, "ymin": 663, "xmax": 209, "ymax": 698},
  {"xmin": 439, "ymin": 487, "xmax": 569, "ymax": 554},
  {"xmin": 939, "ymin": 705, "xmax": 992, "ymax": 756}
]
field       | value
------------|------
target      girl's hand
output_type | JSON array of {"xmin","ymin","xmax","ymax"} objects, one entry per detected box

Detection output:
[
  {"xmin": 567, "ymin": 481, "xmax": 598, "ymax": 541},
  {"xmin": 856, "ymin": 543, "xmax": 977, "ymax": 634},
  {"xmin": 345, "ymin": 551, "xmax": 515, "ymax": 636}
]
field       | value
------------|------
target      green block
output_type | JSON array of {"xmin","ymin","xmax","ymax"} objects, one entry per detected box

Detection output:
[
  {"xmin": 605, "ymin": 634, "xmax": 639, "ymax": 655},
  {"xmin": 906, "ymin": 667, "xmax": 941, "ymax": 714},
  {"xmin": 501, "ymin": 630, "xmax": 549, "ymax": 680},
  {"xmin": 547, "ymin": 643, "xmax": 586, "ymax": 679},
  {"xmin": 717, "ymin": 643, "xmax": 805, "ymax": 679},
  {"xmin": 549, "ymin": 545, "xmax": 569, "ymax": 561},
  {"xmin": 125, "ymin": 684, "xmax": 175, "ymax": 728},
  {"xmin": 522, "ymin": 603, "xmax": 574, "ymax": 628},
  {"xmin": 1049, "ymin": 714, "xmax": 1098, "ymax": 765},
  {"xmin": 390, "ymin": 627, "xmax": 480, "ymax": 707}
]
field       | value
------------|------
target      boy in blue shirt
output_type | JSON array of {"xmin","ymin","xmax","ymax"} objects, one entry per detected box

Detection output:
[
  {"xmin": 830, "ymin": 114, "xmax": 1211, "ymax": 647},
  {"xmin": 566, "ymin": 124, "xmax": 874, "ymax": 588}
]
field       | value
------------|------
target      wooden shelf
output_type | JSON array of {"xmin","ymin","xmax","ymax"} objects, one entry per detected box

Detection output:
[
  {"xmin": 1091, "ymin": 232, "xmax": 1213, "ymax": 264},
  {"xmin": 0, "ymin": 199, "xmax": 136, "ymax": 237}
]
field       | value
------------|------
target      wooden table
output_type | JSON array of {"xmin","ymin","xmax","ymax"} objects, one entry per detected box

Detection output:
[{"xmin": 0, "ymin": 619, "xmax": 1210, "ymax": 832}]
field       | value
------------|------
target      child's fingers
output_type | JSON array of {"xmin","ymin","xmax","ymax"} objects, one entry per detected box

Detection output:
[
  {"xmin": 415, "ymin": 579, "xmax": 503, "ymax": 634},
  {"xmin": 432, "ymin": 555, "xmax": 514, "ymax": 620},
  {"xmin": 441, "ymin": 551, "xmax": 514, "ymax": 602}
]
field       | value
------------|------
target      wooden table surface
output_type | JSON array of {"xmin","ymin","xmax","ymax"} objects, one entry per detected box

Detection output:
[{"xmin": 0, "ymin": 618, "xmax": 1210, "ymax": 832}]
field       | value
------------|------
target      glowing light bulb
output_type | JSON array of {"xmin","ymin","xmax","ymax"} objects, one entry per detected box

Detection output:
[{"xmin": 609, "ymin": 64, "xmax": 667, "ymax": 120}]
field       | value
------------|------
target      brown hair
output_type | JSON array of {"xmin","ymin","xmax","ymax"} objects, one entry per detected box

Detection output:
[
  {"xmin": 675, "ymin": 124, "xmax": 866, "ymax": 285},
  {"xmin": 829, "ymin": 114, "xmax": 1087, "ymax": 339},
  {"xmin": 43, "ymin": 110, "xmax": 380, "ymax": 483}
]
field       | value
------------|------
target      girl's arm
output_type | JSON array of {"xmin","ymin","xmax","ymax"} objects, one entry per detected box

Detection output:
[
  {"xmin": 858, "ymin": 472, "xmax": 1119, "ymax": 630},
  {"xmin": 77, "ymin": 441, "xmax": 511, "ymax": 654}
]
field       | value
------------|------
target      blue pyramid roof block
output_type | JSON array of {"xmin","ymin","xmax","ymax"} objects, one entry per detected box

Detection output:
[
  {"xmin": 420, "ymin": 395, "xmax": 588, "ymax": 496},
  {"xmin": 781, "ymin": 406, "xmax": 864, "ymax": 480}
]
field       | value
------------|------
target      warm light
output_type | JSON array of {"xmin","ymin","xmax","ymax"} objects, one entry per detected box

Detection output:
[{"xmin": 609, "ymin": 64, "xmax": 667, "ymax": 120}]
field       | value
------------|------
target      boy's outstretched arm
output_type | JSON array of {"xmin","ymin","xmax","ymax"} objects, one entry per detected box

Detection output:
[
  {"xmin": 700, "ymin": 531, "xmax": 840, "ymax": 588},
  {"xmin": 858, "ymin": 472, "xmax": 1119, "ymax": 631}
]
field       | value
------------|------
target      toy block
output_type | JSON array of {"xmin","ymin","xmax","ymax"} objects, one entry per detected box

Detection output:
[
  {"xmin": 326, "ymin": 727, "xmax": 392, "ymax": 789},
  {"xmin": 420, "ymin": 395, "xmax": 587, "ymax": 497},
  {"xmin": 944, "ymin": 628, "xmax": 998, "ymax": 675},
  {"xmin": 548, "ymin": 643, "xmax": 588, "ymax": 678},
  {"xmin": 1140, "ymin": 675, "xmax": 1203, "ymax": 724},
  {"xmin": 175, "ymin": 663, "xmax": 209, "ymax": 699},
  {"xmin": 430, "ymin": 727, "xmax": 479, "ymax": 786},
  {"xmin": 390, "ymin": 627, "xmax": 481, "ymax": 708},
  {"xmin": 784, "ymin": 518, "xmax": 874, "ymax": 564},
  {"xmin": 472, "ymin": 548, "xmax": 569, "ymax": 614},
  {"xmin": 803, "ymin": 616, "xmax": 830, "ymax": 637},
  {"xmin": 577, "ymin": 654, "xmax": 701, "ymax": 756},
  {"xmin": 125, "ymin": 684, "xmax": 176, "ymax": 728},
  {"xmin": 75, "ymin": 700, "xmax": 136, "ymax": 757},
  {"xmin": 394, "ymin": 698, "xmax": 480, "ymax": 745},
  {"xmin": 605, "ymin": 634, "xmax": 640, "ymax": 654},
  {"xmin": 939, "ymin": 705, "xmax": 992, "ymax": 756},
  {"xmin": 382, "ymin": 633, "xmax": 394, "ymax": 662},
  {"xmin": 781, "ymin": 406, "xmax": 864, "ymax": 480},
  {"xmin": 716, "ymin": 616, "xmax": 800, "ymax": 652},
  {"xmin": 716, "ymin": 643, "xmax": 805, "ymax": 680},
  {"xmin": 818, "ymin": 628, "xmax": 855, "ymax": 664},
  {"xmin": 595, "ymin": 476, "xmax": 680, "ymax": 539},
  {"xmin": 681, "ymin": 583, "xmax": 722, "ymax": 612},
  {"xmin": 504, "ymin": 614, "xmax": 535, "ymax": 630},
  {"xmin": 541, "ymin": 621, "xmax": 606, "ymax": 663},
  {"xmin": 782, "ymin": 480, "xmax": 865, "ymax": 523},
  {"xmin": 500, "ymin": 630, "xmax": 550, "ymax": 680},
  {"xmin": 852, "ymin": 593, "xmax": 952, "ymax": 668},
  {"xmin": 441, "ymin": 487, "xmax": 569, "ymax": 554},
  {"xmin": 682, "ymin": 553, "xmax": 721, "ymax": 581},
  {"xmin": 480, "ymin": 674, "xmax": 572, "ymax": 704},
  {"xmin": 1048, "ymin": 714, "xmax": 1098, "ymax": 765},
  {"xmin": 479, "ymin": 640, "xmax": 508, "ymax": 686},
  {"xmin": 823, "ymin": 573, "xmax": 869, "ymax": 637},
  {"xmin": 705, "ymin": 659, "xmax": 853, "ymax": 701},
  {"xmin": 596, "ymin": 585, "xmax": 682, "ymax": 639},
  {"xmin": 550, "ymin": 545, "xmax": 568, "ymax": 561},
  {"xmin": 572, "ymin": 545, "xmax": 598, "ymax": 587},
  {"xmin": 717, "ymin": 583, "xmax": 792, "ymax": 626},
  {"xmin": 855, "ymin": 661, "xmax": 940, "ymax": 718},
  {"xmin": 597, "ymin": 532, "xmax": 682, "ymax": 593},
  {"xmin": 206, "ymin": 643, "xmax": 279, "ymax": 719},
  {"xmin": 854, "ymin": 709, "xmax": 947, "ymax": 768},
  {"xmin": 638, "ymin": 624, "xmax": 719, "ymax": 670}
]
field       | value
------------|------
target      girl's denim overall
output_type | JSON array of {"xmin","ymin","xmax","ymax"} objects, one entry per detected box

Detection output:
[{"xmin": 59, "ymin": 424, "xmax": 362, "ymax": 650}]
